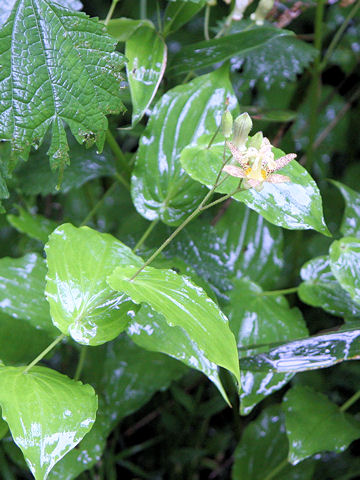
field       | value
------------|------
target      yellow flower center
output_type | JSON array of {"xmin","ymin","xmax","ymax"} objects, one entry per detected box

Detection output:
[{"xmin": 245, "ymin": 166, "xmax": 267, "ymax": 181}]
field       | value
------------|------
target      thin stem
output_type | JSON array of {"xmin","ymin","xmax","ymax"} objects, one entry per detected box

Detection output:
[
  {"xmin": 106, "ymin": 130, "xmax": 131, "ymax": 175},
  {"xmin": 204, "ymin": 4, "xmax": 211, "ymax": 41},
  {"xmin": 340, "ymin": 390, "xmax": 360, "ymax": 412},
  {"xmin": 104, "ymin": 0, "xmax": 119, "ymax": 26},
  {"xmin": 263, "ymin": 458, "xmax": 288, "ymax": 480},
  {"xmin": 140, "ymin": 0, "xmax": 147, "ymax": 20},
  {"xmin": 80, "ymin": 181, "xmax": 118, "ymax": 227},
  {"xmin": 133, "ymin": 219, "xmax": 159, "ymax": 252},
  {"xmin": 261, "ymin": 287, "xmax": 299, "ymax": 296},
  {"xmin": 207, "ymin": 124, "xmax": 221, "ymax": 149},
  {"xmin": 321, "ymin": 0, "xmax": 360, "ymax": 71},
  {"xmin": 200, "ymin": 188, "xmax": 242, "ymax": 211},
  {"xmin": 23, "ymin": 334, "xmax": 66, "ymax": 374},
  {"xmin": 74, "ymin": 346, "xmax": 88, "ymax": 381}
]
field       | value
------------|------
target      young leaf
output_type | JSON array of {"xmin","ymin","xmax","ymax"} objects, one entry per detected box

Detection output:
[
  {"xmin": 0, "ymin": 0, "xmax": 125, "ymax": 170},
  {"xmin": 283, "ymin": 385, "xmax": 360, "ymax": 464},
  {"xmin": 329, "ymin": 237, "xmax": 360, "ymax": 305},
  {"xmin": 131, "ymin": 65, "xmax": 238, "ymax": 226},
  {"xmin": 126, "ymin": 25, "xmax": 167, "ymax": 126},
  {"xmin": 0, "ymin": 365, "xmax": 97, "ymax": 480},
  {"xmin": 45, "ymin": 224, "xmax": 143, "ymax": 346},
  {"xmin": 106, "ymin": 18, "xmax": 154, "ymax": 41},
  {"xmin": 7, "ymin": 207, "xmax": 58, "ymax": 243},
  {"xmin": 332, "ymin": 181, "xmax": 360, "ymax": 237},
  {"xmin": 107, "ymin": 265, "xmax": 241, "ymax": 384},
  {"xmin": 180, "ymin": 137, "xmax": 330, "ymax": 234},
  {"xmin": 226, "ymin": 278, "xmax": 308, "ymax": 414},
  {"xmin": 163, "ymin": 0, "xmax": 206, "ymax": 36}
]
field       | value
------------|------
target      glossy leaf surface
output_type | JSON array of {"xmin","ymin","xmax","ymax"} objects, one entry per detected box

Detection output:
[
  {"xmin": 283, "ymin": 385, "xmax": 360, "ymax": 464},
  {"xmin": 329, "ymin": 237, "xmax": 360, "ymax": 304},
  {"xmin": 7, "ymin": 207, "xmax": 57, "ymax": 243},
  {"xmin": 226, "ymin": 278, "xmax": 307, "ymax": 414},
  {"xmin": 180, "ymin": 137, "xmax": 330, "ymax": 234},
  {"xmin": 232, "ymin": 405, "xmax": 315, "ymax": 479},
  {"xmin": 126, "ymin": 26, "xmax": 167, "ymax": 126},
  {"xmin": 131, "ymin": 66, "xmax": 237, "ymax": 225},
  {"xmin": 45, "ymin": 224, "xmax": 143, "ymax": 345},
  {"xmin": 0, "ymin": 365, "xmax": 97, "ymax": 480},
  {"xmin": 0, "ymin": 253, "xmax": 56, "ymax": 334},
  {"xmin": 163, "ymin": 0, "xmax": 206, "ymax": 35},
  {"xmin": 106, "ymin": 18, "xmax": 154, "ymax": 41},
  {"xmin": 108, "ymin": 265, "xmax": 240, "ymax": 383},
  {"xmin": 332, "ymin": 181, "xmax": 360, "ymax": 237},
  {"xmin": 240, "ymin": 328, "xmax": 360, "ymax": 373},
  {"xmin": 0, "ymin": 0, "xmax": 125, "ymax": 169},
  {"xmin": 299, "ymin": 255, "xmax": 360, "ymax": 318},
  {"xmin": 128, "ymin": 304, "xmax": 229, "ymax": 403}
]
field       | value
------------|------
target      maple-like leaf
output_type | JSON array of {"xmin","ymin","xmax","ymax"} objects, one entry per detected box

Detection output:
[{"xmin": 0, "ymin": 0, "xmax": 125, "ymax": 172}]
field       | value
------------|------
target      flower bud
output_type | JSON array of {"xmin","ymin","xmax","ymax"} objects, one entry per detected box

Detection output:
[
  {"xmin": 247, "ymin": 131, "xmax": 263, "ymax": 150},
  {"xmin": 250, "ymin": 0, "xmax": 274, "ymax": 25},
  {"xmin": 221, "ymin": 110, "xmax": 233, "ymax": 139},
  {"xmin": 232, "ymin": 0, "xmax": 253, "ymax": 21},
  {"xmin": 232, "ymin": 112, "xmax": 252, "ymax": 148}
]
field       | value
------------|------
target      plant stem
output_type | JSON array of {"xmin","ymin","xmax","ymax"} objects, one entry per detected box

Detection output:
[
  {"xmin": 261, "ymin": 287, "xmax": 299, "ymax": 296},
  {"xmin": 204, "ymin": 4, "xmax": 211, "ymax": 41},
  {"xmin": 263, "ymin": 458, "xmax": 288, "ymax": 480},
  {"xmin": 106, "ymin": 130, "xmax": 131, "ymax": 176},
  {"xmin": 23, "ymin": 334, "xmax": 66, "ymax": 374},
  {"xmin": 80, "ymin": 181, "xmax": 118, "ymax": 227},
  {"xmin": 140, "ymin": 0, "xmax": 147, "ymax": 20},
  {"xmin": 340, "ymin": 390, "xmax": 360, "ymax": 412},
  {"xmin": 104, "ymin": 0, "xmax": 119, "ymax": 25},
  {"xmin": 74, "ymin": 346, "xmax": 88, "ymax": 381},
  {"xmin": 133, "ymin": 219, "xmax": 159, "ymax": 252}
]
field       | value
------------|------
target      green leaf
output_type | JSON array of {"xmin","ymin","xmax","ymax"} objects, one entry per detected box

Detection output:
[
  {"xmin": 180, "ymin": 136, "xmax": 330, "ymax": 234},
  {"xmin": 332, "ymin": 181, "xmax": 360, "ymax": 237},
  {"xmin": 7, "ymin": 207, "xmax": 58, "ymax": 243},
  {"xmin": 0, "ymin": 312, "xmax": 52, "ymax": 365},
  {"xmin": 0, "ymin": 0, "xmax": 125, "ymax": 170},
  {"xmin": 226, "ymin": 278, "xmax": 308, "ymax": 414},
  {"xmin": 169, "ymin": 27, "xmax": 293, "ymax": 76},
  {"xmin": 232, "ymin": 405, "xmax": 315, "ymax": 480},
  {"xmin": 0, "ymin": 253, "xmax": 57, "ymax": 334},
  {"xmin": 239, "ymin": 328, "xmax": 360, "ymax": 374},
  {"xmin": 0, "ymin": 365, "xmax": 97, "ymax": 480},
  {"xmin": 106, "ymin": 18, "xmax": 154, "ymax": 41},
  {"xmin": 283, "ymin": 385, "xmax": 360, "ymax": 464},
  {"xmin": 0, "ymin": 408, "xmax": 8, "ymax": 440},
  {"xmin": 128, "ymin": 304, "xmax": 229, "ymax": 404},
  {"xmin": 45, "ymin": 223, "xmax": 143, "ymax": 346},
  {"xmin": 163, "ymin": 0, "xmax": 206, "ymax": 36},
  {"xmin": 126, "ymin": 25, "xmax": 167, "ymax": 126},
  {"xmin": 329, "ymin": 237, "xmax": 360, "ymax": 304},
  {"xmin": 299, "ymin": 255, "xmax": 360, "ymax": 318},
  {"xmin": 131, "ymin": 66, "xmax": 238, "ymax": 226},
  {"xmin": 107, "ymin": 265, "xmax": 240, "ymax": 383}
]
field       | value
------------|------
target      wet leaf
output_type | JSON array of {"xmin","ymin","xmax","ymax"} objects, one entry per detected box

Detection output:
[
  {"xmin": 329, "ymin": 237, "xmax": 360, "ymax": 305},
  {"xmin": 0, "ymin": 365, "xmax": 97, "ymax": 480},
  {"xmin": 163, "ymin": 0, "xmax": 206, "ymax": 36},
  {"xmin": 180, "ymin": 136, "xmax": 330, "ymax": 235},
  {"xmin": 126, "ymin": 25, "xmax": 167, "ymax": 126},
  {"xmin": 232, "ymin": 405, "xmax": 315, "ymax": 479},
  {"xmin": 7, "ymin": 207, "xmax": 58, "ymax": 243},
  {"xmin": 106, "ymin": 18, "xmax": 154, "ymax": 41},
  {"xmin": 0, "ymin": 253, "xmax": 57, "ymax": 335},
  {"xmin": 283, "ymin": 385, "xmax": 360, "ymax": 464},
  {"xmin": 45, "ymin": 224, "xmax": 143, "ymax": 346},
  {"xmin": 0, "ymin": 408, "xmax": 8, "ymax": 440},
  {"xmin": 0, "ymin": 0, "xmax": 125, "ymax": 170},
  {"xmin": 128, "ymin": 304, "xmax": 229, "ymax": 404},
  {"xmin": 299, "ymin": 255, "xmax": 360, "ymax": 319},
  {"xmin": 107, "ymin": 265, "xmax": 240, "ymax": 383},
  {"xmin": 131, "ymin": 66, "xmax": 238, "ymax": 226},
  {"xmin": 332, "ymin": 181, "xmax": 360, "ymax": 237},
  {"xmin": 225, "ymin": 278, "xmax": 308, "ymax": 414}
]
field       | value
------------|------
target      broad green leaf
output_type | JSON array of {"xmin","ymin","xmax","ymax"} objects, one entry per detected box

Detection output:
[
  {"xmin": 163, "ymin": 0, "xmax": 206, "ymax": 36},
  {"xmin": 283, "ymin": 385, "xmax": 360, "ymax": 464},
  {"xmin": 106, "ymin": 18, "xmax": 154, "ymax": 41},
  {"xmin": 0, "ymin": 365, "xmax": 97, "ymax": 480},
  {"xmin": 126, "ymin": 26, "xmax": 167, "ymax": 126},
  {"xmin": 180, "ymin": 136, "xmax": 330, "ymax": 234},
  {"xmin": 239, "ymin": 328, "xmax": 360, "ymax": 374},
  {"xmin": 0, "ymin": 0, "xmax": 125, "ymax": 170},
  {"xmin": 107, "ymin": 265, "xmax": 241, "ymax": 383},
  {"xmin": 329, "ymin": 237, "xmax": 360, "ymax": 304},
  {"xmin": 332, "ymin": 181, "xmax": 360, "ymax": 237},
  {"xmin": 169, "ymin": 27, "xmax": 293, "ymax": 76},
  {"xmin": 0, "ymin": 253, "xmax": 57, "ymax": 334},
  {"xmin": 15, "ymin": 135, "xmax": 117, "ymax": 196},
  {"xmin": 226, "ymin": 278, "xmax": 308, "ymax": 414},
  {"xmin": 0, "ymin": 167, "xmax": 9, "ymax": 213},
  {"xmin": 131, "ymin": 66, "xmax": 238, "ymax": 226},
  {"xmin": 232, "ymin": 405, "xmax": 315, "ymax": 480},
  {"xmin": 299, "ymin": 255, "xmax": 360, "ymax": 318},
  {"xmin": 0, "ymin": 312, "xmax": 52, "ymax": 365},
  {"xmin": 7, "ymin": 207, "xmax": 57, "ymax": 243},
  {"xmin": 51, "ymin": 336, "xmax": 184, "ymax": 479},
  {"xmin": 45, "ymin": 224, "xmax": 143, "ymax": 346},
  {"xmin": 128, "ymin": 304, "xmax": 229, "ymax": 404}
]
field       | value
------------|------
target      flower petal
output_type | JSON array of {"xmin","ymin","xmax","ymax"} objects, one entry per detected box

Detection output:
[
  {"xmin": 223, "ymin": 165, "xmax": 246, "ymax": 178},
  {"xmin": 267, "ymin": 174, "xmax": 291, "ymax": 183},
  {"xmin": 272, "ymin": 154, "xmax": 297, "ymax": 172},
  {"xmin": 226, "ymin": 141, "xmax": 248, "ymax": 167}
]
